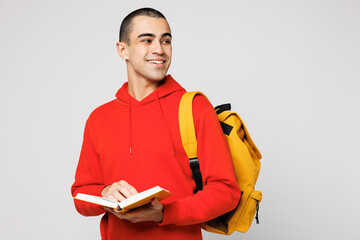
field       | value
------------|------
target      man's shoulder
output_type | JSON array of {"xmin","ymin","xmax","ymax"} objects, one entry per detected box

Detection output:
[
  {"xmin": 180, "ymin": 91, "xmax": 214, "ymax": 124},
  {"xmin": 191, "ymin": 92, "xmax": 213, "ymax": 114},
  {"xmin": 87, "ymin": 99, "xmax": 120, "ymax": 122}
]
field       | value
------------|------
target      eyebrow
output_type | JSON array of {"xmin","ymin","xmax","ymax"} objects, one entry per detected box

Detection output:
[{"xmin": 137, "ymin": 32, "xmax": 172, "ymax": 39}]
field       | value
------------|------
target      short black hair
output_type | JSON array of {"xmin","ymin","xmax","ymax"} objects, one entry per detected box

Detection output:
[{"xmin": 119, "ymin": 8, "xmax": 166, "ymax": 45}]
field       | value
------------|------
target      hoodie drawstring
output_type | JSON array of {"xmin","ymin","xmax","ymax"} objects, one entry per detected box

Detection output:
[
  {"xmin": 127, "ymin": 92, "xmax": 176, "ymax": 156},
  {"xmin": 156, "ymin": 92, "xmax": 176, "ymax": 156},
  {"xmin": 128, "ymin": 97, "xmax": 133, "ymax": 155}
]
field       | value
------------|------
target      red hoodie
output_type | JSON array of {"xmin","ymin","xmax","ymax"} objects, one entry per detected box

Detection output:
[{"xmin": 71, "ymin": 75, "xmax": 240, "ymax": 240}]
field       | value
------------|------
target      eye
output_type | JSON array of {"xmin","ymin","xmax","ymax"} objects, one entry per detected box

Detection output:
[
  {"xmin": 142, "ymin": 39, "xmax": 152, "ymax": 43},
  {"xmin": 162, "ymin": 39, "xmax": 171, "ymax": 44}
]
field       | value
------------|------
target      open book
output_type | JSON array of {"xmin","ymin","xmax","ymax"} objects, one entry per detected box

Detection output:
[{"xmin": 74, "ymin": 186, "xmax": 172, "ymax": 213}]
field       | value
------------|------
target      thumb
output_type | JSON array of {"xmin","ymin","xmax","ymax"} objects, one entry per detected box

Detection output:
[
  {"xmin": 151, "ymin": 198, "xmax": 163, "ymax": 211},
  {"xmin": 151, "ymin": 198, "xmax": 159, "ymax": 205}
]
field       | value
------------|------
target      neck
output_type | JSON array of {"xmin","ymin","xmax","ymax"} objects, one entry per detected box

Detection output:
[{"xmin": 127, "ymin": 76, "xmax": 164, "ymax": 101}]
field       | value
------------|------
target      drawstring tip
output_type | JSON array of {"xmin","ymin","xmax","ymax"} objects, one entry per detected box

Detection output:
[{"xmin": 130, "ymin": 147, "xmax": 132, "ymax": 155}]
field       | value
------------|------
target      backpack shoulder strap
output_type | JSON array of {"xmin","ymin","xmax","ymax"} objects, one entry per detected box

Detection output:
[
  {"xmin": 179, "ymin": 91, "xmax": 207, "ymax": 158},
  {"xmin": 179, "ymin": 91, "xmax": 207, "ymax": 192}
]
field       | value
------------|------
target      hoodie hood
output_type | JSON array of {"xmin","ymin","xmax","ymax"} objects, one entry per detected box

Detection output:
[
  {"xmin": 115, "ymin": 75, "xmax": 185, "ymax": 155},
  {"xmin": 115, "ymin": 75, "xmax": 185, "ymax": 105}
]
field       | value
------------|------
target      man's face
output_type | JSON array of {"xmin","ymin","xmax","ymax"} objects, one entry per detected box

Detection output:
[{"xmin": 121, "ymin": 16, "xmax": 172, "ymax": 82}]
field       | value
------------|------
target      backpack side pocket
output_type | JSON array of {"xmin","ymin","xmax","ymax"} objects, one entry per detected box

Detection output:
[{"xmin": 236, "ymin": 189, "xmax": 262, "ymax": 233}]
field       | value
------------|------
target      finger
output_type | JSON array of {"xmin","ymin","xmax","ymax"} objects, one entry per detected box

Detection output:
[
  {"xmin": 101, "ymin": 185, "xmax": 111, "ymax": 197},
  {"xmin": 150, "ymin": 198, "xmax": 163, "ymax": 211},
  {"xmin": 114, "ymin": 180, "xmax": 138, "ymax": 198},
  {"xmin": 118, "ymin": 180, "xmax": 138, "ymax": 195},
  {"xmin": 151, "ymin": 198, "xmax": 160, "ymax": 206},
  {"xmin": 107, "ymin": 190, "xmax": 127, "ymax": 202},
  {"xmin": 102, "ymin": 185, "xmax": 119, "ymax": 199}
]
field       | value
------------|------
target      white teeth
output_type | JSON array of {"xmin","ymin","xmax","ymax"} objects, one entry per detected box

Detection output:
[{"xmin": 148, "ymin": 60, "xmax": 164, "ymax": 64}]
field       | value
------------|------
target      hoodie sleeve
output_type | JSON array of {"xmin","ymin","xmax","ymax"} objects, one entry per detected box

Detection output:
[
  {"xmin": 159, "ymin": 95, "xmax": 241, "ymax": 226},
  {"xmin": 71, "ymin": 115, "xmax": 107, "ymax": 216}
]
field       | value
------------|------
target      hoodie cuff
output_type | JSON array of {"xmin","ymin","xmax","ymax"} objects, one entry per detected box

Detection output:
[
  {"xmin": 157, "ymin": 201, "xmax": 181, "ymax": 226},
  {"xmin": 72, "ymin": 184, "xmax": 108, "ymax": 216}
]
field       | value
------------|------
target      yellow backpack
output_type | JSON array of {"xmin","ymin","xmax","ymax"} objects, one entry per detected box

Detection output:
[{"xmin": 178, "ymin": 91, "xmax": 263, "ymax": 235}]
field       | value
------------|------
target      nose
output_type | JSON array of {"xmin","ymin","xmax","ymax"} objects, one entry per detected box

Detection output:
[{"xmin": 151, "ymin": 40, "xmax": 164, "ymax": 55}]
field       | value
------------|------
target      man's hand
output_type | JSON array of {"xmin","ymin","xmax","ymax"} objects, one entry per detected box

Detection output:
[
  {"xmin": 102, "ymin": 180, "xmax": 164, "ymax": 223},
  {"xmin": 105, "ymin": 198, "xmax": 164, "ymax": 223},
  {"xmin": 101, "ymin": 180, "xmax": 138, "ymax": 202}
]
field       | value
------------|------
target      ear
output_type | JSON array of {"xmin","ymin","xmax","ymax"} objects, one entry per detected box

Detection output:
[{"xmin": 116, "ymin": 42, "xmax": 129, "ymax": 60}]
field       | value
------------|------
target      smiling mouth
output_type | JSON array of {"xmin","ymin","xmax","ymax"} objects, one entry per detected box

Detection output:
[{"xmin": 147, "ymin": 60, "xmax": 165, "ymax": 65}]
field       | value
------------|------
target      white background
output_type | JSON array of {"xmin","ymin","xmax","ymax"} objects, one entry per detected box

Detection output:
[{"xmin": 1, "ymin": 0, "xmax": 359, "ymax": 239}]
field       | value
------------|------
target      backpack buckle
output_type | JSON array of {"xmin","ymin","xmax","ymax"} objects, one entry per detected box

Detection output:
[
  {"xmin": 189, "ymin": 157, "xmax": 200, "ymax": 169},
  {"xmin": 189, "ymin": 158, "xmax": 203, "ymax": 192}
]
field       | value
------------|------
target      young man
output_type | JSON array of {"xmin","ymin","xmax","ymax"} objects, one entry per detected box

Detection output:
[{"xmin": 71, "ymin": 8, "xmax": 240, "ymax": 240}]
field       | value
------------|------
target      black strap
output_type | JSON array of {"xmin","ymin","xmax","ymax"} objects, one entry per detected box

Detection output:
[
  {"xmin": 220, "ymin": 121, "xmax": 233, "ymax": 136},
  {"xmin": 255, "ymin": 203, "xmax": 260, "ymax": 224},
  {"xmin": 215, "ymin": 103, "xmax": 231, "ymax": 114},
  {"xmin": 189, "ymin": 158, "xmax": 203, "ymax": 193}
]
